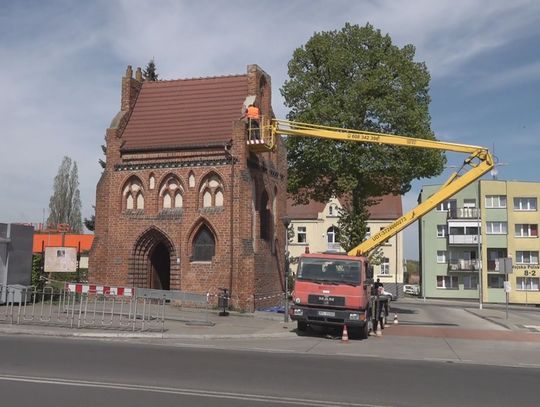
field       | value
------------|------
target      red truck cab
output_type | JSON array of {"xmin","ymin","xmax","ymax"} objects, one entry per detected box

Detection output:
[{"xmin": 289, "ymin": 253, "xmax": 373, "ymax": 339}]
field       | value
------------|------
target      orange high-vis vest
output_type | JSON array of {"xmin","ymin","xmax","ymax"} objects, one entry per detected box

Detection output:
[{"xmin": 247, "ymin": 106, "xmax": 260, "ymax": 119}]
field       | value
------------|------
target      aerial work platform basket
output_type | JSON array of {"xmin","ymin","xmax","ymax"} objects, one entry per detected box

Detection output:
[{"xmin": 246, "ymin": 116, "xmax": 276, "ymax": 153}]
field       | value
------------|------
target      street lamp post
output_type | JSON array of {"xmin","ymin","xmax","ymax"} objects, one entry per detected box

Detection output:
[{"xmin": 282, "ymin": 217, "xmax": 291, "ymax": 323}]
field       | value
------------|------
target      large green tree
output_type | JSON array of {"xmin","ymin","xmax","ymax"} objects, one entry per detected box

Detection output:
[
  {"xmin": 281, "ymin": 23, "xmax": 445, "ymax": 251},
  {"xmin": 47, "ymin": 156, "xmax": 83, "ymax": 233}
]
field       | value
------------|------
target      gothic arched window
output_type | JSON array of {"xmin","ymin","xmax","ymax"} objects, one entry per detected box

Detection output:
[
  {"xmin": 192, "ymin": 225, "xmax": 216, "ymax": 261},
  {"xmin": 122, "ymin": 177, "xmax": 144, "ymax": 210},
  {"xmin": 199, "ymin": 174, "xmax": 224, "ymax": 208},
  {"xmin": 159, "ymin": 176, "xmax": 184, "ymax": 210}
]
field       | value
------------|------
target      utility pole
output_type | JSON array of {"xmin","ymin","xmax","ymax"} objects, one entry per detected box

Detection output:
[{"xmin": 282, "ymin": 217, "xmax": 291, "ymax": 323}]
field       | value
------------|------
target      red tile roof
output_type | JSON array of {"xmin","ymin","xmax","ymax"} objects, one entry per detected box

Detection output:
[
  {"xmin": 121, "ymin": 75, "xmax": 248, "ymax": 151},
  {"xmin": 33, "ymin": 234, "xmax": 94, "ymax": 253},
  {"xmin": 286, "ymin": 194, "xmax": 402, "ymax": 220}
]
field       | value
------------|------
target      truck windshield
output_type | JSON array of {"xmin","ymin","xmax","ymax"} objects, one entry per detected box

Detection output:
[{"xmin": 297, "ymin": 258, "xmax": 361, "ymax": 285}]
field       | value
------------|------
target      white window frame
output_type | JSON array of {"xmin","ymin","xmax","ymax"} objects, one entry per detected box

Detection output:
[
  {"xmin": 515, "ymin": 251, "xmax": 539, "ymax": 265},
  {"xmin": 436, "ymin": 200, "xmax": 455, "ymax": 212},
  {"xmin": 485, "ymin": 195, "xmax": 507, "ymax": 208},
  {"xmin": 515, "ymin": 224, "xmax": 538, "ymax": 238},
  {"xmin": 436, "ymin": 225, "xmax": 447, "ymax": 237},
  {"xmin": 486, "ymin": 221, "xmax": 507, "ymax": 235},
  {"xmin": 327, "ymin": 226, "xmax": 338, "ymax": 244},
  {"xmin": 436, "ymin": 250, "xmax": 447, "ymax": 263},
  {"xmin": 516, "ymin": 277, "xmax": 540, "ymax": 291},
  {"xmin": 514, "ymin": 197, "xmax": 537, "ymax": 211},
  {"xmin": 297, "ymin": 226, "xmax": 307, "ymax": 244},
  {"xmin": 380, "ymin": 257, "xmax": 390, "ymax": 275},
  {"xmin": 436, "ymin": 275, "xmax": 458, "ymax": 289}
]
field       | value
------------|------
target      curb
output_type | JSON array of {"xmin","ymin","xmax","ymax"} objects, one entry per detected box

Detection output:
[
  {"xmin": 0, "ymin": 325, "xmax": 294, "ymax": 340},
  {"xmin": 463, "ymin": 308, "xmax": 512, "ymax": 330}
]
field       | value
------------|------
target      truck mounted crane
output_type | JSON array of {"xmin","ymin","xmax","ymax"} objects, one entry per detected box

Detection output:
[{"xmin": 247, "ymin": 118, "xmax": 494, "ymax": 338}]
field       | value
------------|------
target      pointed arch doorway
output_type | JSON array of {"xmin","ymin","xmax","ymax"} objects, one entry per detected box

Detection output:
[
  {"xmin": 131, "ymin": 227, "xmax": 176, "ymax": 290},
  {"xmin": 150, "ymin": 241, "xmax": 170, "ymax": 290}
]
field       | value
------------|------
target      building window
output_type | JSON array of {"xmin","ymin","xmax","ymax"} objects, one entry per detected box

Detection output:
[
  {"xmin": 485, "ymin": 195, "xmax": 507, "ymax": 208},
  {"xmin": 149, "ymin": 174, "xmax": 155, "ymax": 190},
  {"xmin": 516, "ymin": 277, "xmax": 540, "ymax": 291},
  {"xmin": 123, "ymin": 177, "xmax": 144, "ymax": 210},
  {"xmin": 515, "ymin": 224, "xmax": 538, "ymax": 238},
  {"xmin": 515, "ymin": 251, "xmax": 539, "ymax": 264},
  {"xmin": 380, "ymin": 257, "xmax": 390, "ymax": 275},
  {"xmin": 200, "ymin": 174, "xmax": 224, "ymax": 208},
  {"xmin": 514, "ymin": 197, "xmax": 537, "ymax": 211},
  {"xmin": 487, "ymin": 248, "xmax": 507, "ymax": 271},
  {"xmin": 488, "ymin": 274, "xmax": 504, "ymax": 288},
  {"xmin": 463, "ymin": 199, "xmax": 476, "ymax": 208},
  {"xmin": 192, "ymin": 225, "xmax": 215, "ymax": 261},
  {"xmin": 436, "ymin": 200, "xmax": 456, "ymax": 212},
  {"xmin": 436, "ymin": 275, "xmax": 458, "ymax": 289},
  {"xmin": 297, "ymin": 226, "xmax": 307, "ymax": 243},
  {"xmin": 365, "ymin": 227, "xmax": 371, "ymax": 239},
  {"xmin": 436, "ymin": 250, "xmax": 447, "ymax": 263},
  {"xmin": 160, "ymin": 176, "xmax": 183, "ymax": 209},
  {"xmin": 327, "ymin": 226, "xmax": 339, "ymax": 244},
  {"xmin": 188, "ymin": 172, "xmax": 195, "ymax": 188},
  {"xmin": 463, "ymin": 275, "xmax": 478, "ymax": 289},
  {"xmin": 436, "ymin": 225, "xmax": 447, "ymax": 237},
  {"xmin": 203, "ymin": 191, "xmax": 212, "ymax": 207},
  {"xmin": 486, "ymin": 221, "xmax": 507, "ymax": 235}
]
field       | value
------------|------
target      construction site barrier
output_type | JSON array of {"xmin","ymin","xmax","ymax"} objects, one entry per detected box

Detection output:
[{"xmin": 0, "ymin": 284, "xmax": 164, "ymax": 332}]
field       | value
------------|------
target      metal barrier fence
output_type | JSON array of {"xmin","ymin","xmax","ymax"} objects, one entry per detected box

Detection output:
[
  {"xmin": 253, "ymin": 291, "xmax": 286, "ymax": 312},
  {"xmin": 0, "ymin": 284, "xmax": 165, "ymax": 332}
]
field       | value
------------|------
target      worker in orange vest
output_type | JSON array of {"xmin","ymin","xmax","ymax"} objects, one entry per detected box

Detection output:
[{"xmin": 245, "ymin": 103, "xmax": 260, "ymax": 140}]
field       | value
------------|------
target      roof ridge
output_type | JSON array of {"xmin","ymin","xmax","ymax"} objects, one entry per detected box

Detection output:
[{"xmin": 144, "ymin": 73, "xmax": 247, "ymax": 84}]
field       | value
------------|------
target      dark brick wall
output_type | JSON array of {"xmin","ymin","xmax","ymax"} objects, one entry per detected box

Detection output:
[{"xmin": 89, "ymin": 65, "xmax": 287, "ymax": 311}]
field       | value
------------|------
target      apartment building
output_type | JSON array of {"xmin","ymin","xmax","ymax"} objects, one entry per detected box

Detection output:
[
  {"xmin": 419, "ymin": 180, "xmax": 540, "ymax": 304},
  {"xmin": 286, "ymin": 195, "xmax": 404, "ymax": 292}
]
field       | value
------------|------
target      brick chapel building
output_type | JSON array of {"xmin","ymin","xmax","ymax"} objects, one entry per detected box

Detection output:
[{"xmin": 89, "ymin": 64, "xmax": 287, "ymax": 311}]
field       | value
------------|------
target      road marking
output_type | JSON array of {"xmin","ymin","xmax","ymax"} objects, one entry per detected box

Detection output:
[{"xmin": 0, "ymin": 374, "xmax": 389, "ymax": 407}]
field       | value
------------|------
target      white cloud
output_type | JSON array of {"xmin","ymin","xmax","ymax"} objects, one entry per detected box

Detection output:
[{"xmin": 1, "ymin": 0, "xmax": 539, "ymax": 230}]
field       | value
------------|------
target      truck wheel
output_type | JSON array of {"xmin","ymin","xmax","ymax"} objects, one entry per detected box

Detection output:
[{"xmin": 297, "ymin": 321, "xmax": 308, "ymax": 332}]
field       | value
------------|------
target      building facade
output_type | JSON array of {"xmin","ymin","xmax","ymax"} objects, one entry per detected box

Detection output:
[
  {"xmin": 419, "ymin": 180, "xmax": 540, "ymax": 304},
  {"xmin": 89, "ymin": 64, "xmax": 287, "ymax": 311},
  {"xmin": 286, "ymin": 195, "xmax": 404, "ymax": 293}
]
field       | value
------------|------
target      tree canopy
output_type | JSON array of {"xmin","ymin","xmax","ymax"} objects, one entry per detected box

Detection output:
[
  {"xmin": 143, "ymin": 58, "xmax": 159, "ymax": 81},
  {"xmin": 281, "ymin": 23, "xmax": 445, "ymax": 251},
  {"xmin": 47, "ymin": 156, "xmax": 83, "ymax": 233}
]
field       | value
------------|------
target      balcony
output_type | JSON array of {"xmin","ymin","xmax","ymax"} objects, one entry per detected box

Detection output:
[
  {"xmin": 448, "ymin": 259, "xmax": 480, "ymax": 272},
  {"xmin": 448, "ymin": 234, "xmax": 481, "ymax": 245},
  {"xmin": 447, "ymin": 207, "xmax": 480, "ymax": 219}
]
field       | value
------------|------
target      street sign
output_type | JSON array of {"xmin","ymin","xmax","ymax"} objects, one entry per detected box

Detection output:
[
  {"xmin": 503, "ymin": 281, "xmax": 512, "ymax": 293},
  {"xmin": 498, "ymin": 257, "xmax": 513, "ymax": 274}
]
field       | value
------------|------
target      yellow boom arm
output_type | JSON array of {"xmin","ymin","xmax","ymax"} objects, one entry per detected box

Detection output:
[{"xmin": 267, "ymin": 119, "xmax": 494, "ymax": 256}]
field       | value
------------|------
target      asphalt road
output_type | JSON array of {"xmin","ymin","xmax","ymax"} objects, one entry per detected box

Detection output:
[{"xmin": 0, "ymin": 335, "xmax": 538, "ymax": 407}]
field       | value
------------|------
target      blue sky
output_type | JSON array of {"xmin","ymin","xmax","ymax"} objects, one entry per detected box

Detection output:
[{"xmin": 1, "ymin": 0, "xmax": 539, "ymax": 260}]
